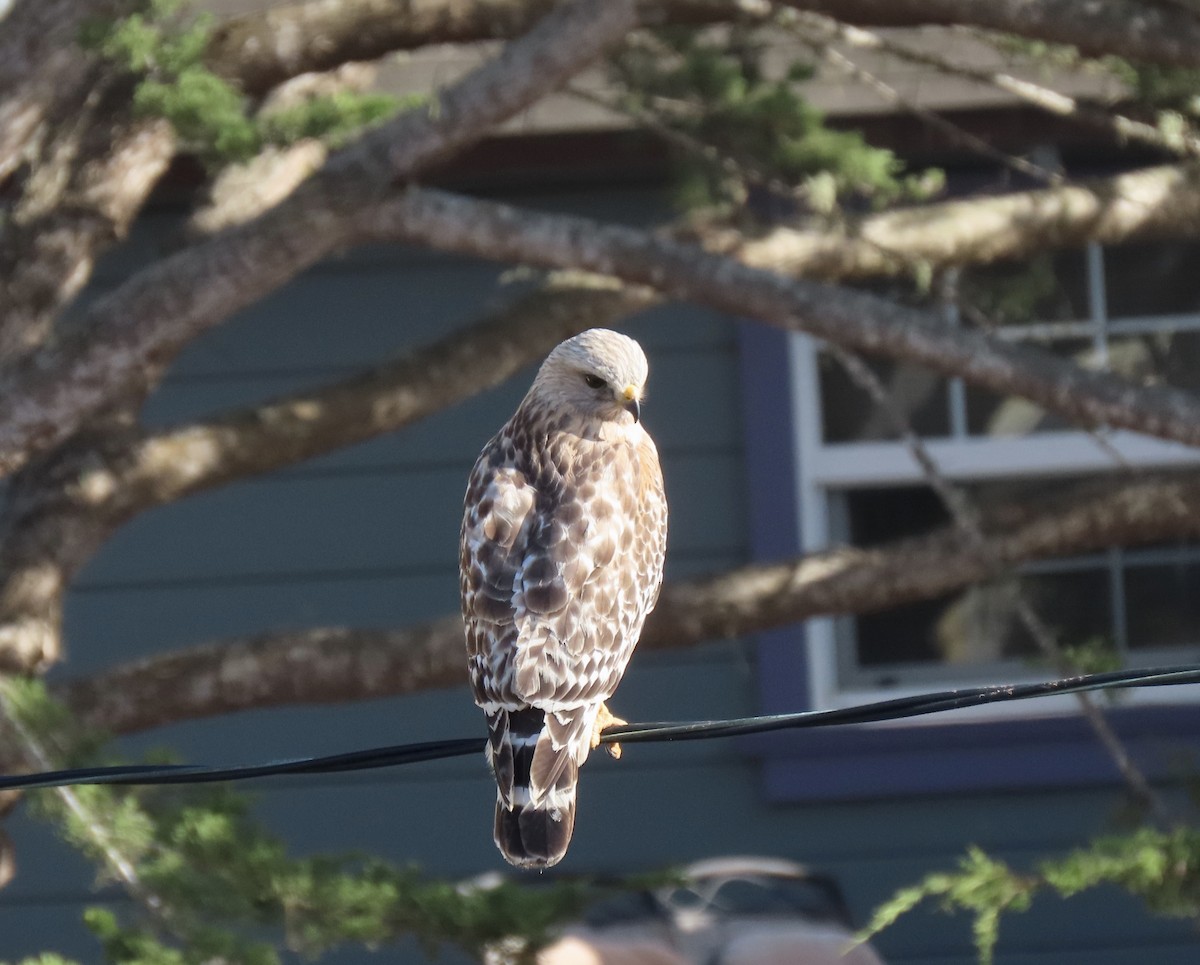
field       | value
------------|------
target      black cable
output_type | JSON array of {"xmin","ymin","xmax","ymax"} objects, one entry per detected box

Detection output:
[
  {"xmin": 0, "ymin": 738, "xmax": 486, "ymax": 792},
  {"xmin": 1, "ymin": 663, "xmax": 1197, "ymax": 793},
  {"xmin": 603, "ymin": 663, "xmax": 1200, "ymax": 743}
]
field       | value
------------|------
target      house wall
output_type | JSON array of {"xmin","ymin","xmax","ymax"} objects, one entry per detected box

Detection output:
[{"xmin": 0, "ymin": 184, "xmax": 1194, "ymax": 964}]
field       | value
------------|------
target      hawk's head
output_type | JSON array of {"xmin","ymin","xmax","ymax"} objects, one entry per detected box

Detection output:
[{"xmin": 531, "ymin": 329, "xmax": 649, "ymax": 425}]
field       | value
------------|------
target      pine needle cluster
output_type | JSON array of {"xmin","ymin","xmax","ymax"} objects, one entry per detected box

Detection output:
[{"xmin": 80, "ymin": 0, "xmax": 416, "ymax": 168}]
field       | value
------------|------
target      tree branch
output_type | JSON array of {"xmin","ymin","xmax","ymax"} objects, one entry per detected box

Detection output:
[
  {"xmin": 5, "ymin": 159, "xmax": 1199, "ymax": 672},
  {"xmin": 0, "ymin": 276, "xmax": 650, "ymax": 674},
  {"xmin": 9, "ymin": 92, "xmax": 1200, "ymax": 677},
  {"xmin": 0, "ymin": 0, "xmax": 638, "ymax": 479},
  {"xmin": 204, "ymin": 0, "xmax": 1200, "ymax": 93},
  {"xmin": 14, "ymin": 161, "xmax": 1200, "ymax": 530},
  {"xmin": 779, "ymin": 0, "xmax": 1200, "ymax": 69},
  {"xmin": 0, "ymin": 76, "xmax": 173, "ymax": 359},
  {"xmin": 0, "ymin": 418, "xmax": 141, "ymax": 674},
  {"xmin": 787, "ymin": 12, "xmax": 1200, "ymax": 159},
  {"xmin": 775, "ymin": 17, "xmax": 1062, "ymax": 185},
  {"xmin": 59, "ymin": 472, "xmax": 1200, "ymax": 735},
  {"xmin": 1, "ymin": 65, "xmax": 375, "ymax": 364},
  {"xmin": 208, "ymin": 0, "xmax": 564, "ymax": 95},
  {"xmin": 81, "ymin": 279, "xmax": 653, "ymax": 517},
  {"xmin": 0, "ymin": 2, "xmax": 174, "ymax": 361},
  {"xmin": 648, "ymin": 473, "xmax": 1200, "ymax": 645},
  {"xmin": 5, "ymin": 1, "xmax": 1198, "ymax": 480},
  {"xmin": 370, "ymin": 185, "xmax": 1200, "ymax": 448},
  {"xmin": 0, "ymin": 0, "xmax": 121, "ymax": 182},
  {"xmin": 713, "ymin": 163, "xmax": 1200, "ymax": 279},
  {"xmin": 113, "ymin": 161, "xmax": 1200, "ymax": 507}
]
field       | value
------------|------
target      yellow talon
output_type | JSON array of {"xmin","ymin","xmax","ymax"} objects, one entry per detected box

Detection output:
[{"xmin": 591, "ymin": 702, "xmax": 627, "ymax": 760}]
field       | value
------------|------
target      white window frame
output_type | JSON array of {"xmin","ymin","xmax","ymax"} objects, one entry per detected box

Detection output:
[{"xmin": 788, "ymin": 243, "xmax": 1200, "ymax": 715}]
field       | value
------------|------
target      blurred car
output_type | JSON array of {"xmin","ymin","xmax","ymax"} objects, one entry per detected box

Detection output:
[{"xmin": 539, "ymin": 856, "xmax": 886, "ymax": 965}]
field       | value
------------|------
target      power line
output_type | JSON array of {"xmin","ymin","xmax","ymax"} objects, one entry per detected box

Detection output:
[
  {"xmin": 1, "ymin": 664, "xmax": 1197, "ymax": 793},
  {"xmin": 606, "ymin": 664, "xmax": 1200, "ymax": 742}
]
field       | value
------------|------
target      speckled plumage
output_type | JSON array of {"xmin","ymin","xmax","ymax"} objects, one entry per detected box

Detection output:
[{"xmin": 460, "ymin": 329, "xmax": 668, "ymax": 869}]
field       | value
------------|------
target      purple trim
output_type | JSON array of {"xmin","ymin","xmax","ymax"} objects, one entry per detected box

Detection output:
[
  {"xmin": 737, "ymin": 323, "xmax": 812, "ymax": 711},
  {"xmin": 736, "ymin": 323, "xmax": 1200, "ymax": 802},
  {"xmin": 753, "ymin": 705, "xmax": 1200, "ymax": 800}
]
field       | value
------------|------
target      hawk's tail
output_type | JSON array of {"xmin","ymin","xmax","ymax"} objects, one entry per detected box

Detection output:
[{"xmin": 486, "ymin": 706, "xmax": 592, "ymax": 869}]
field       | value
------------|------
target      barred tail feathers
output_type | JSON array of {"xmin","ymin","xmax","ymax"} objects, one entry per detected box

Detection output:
[{"xmin": 486, "ymin": 706, "xmax": 595, "ymax": 869}]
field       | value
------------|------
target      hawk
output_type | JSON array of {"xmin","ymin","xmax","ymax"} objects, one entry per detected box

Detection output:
[{"xmin": 460, "ymin": 329, "xmax": 668, "ymax": 869}]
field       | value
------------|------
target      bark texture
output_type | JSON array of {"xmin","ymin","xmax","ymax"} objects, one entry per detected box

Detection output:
[
  {"xmin": 709, "ymin": 163, "xmax": 1200, "ymax": 280},
  {"xmin": 0, "ymin": 0, "xmax": 128, "ymax": 181},
  {"xmin": 204, "ymin": 0, "xmax": 1200, "ymax": 92},
  {"xmin": 0, "ymin": 79, "xmax": 173, "ymax": 359},
  {"xmin": 0, "ymin": 0, "xmax": 638, "ymax": 478},
  {"xmin": 785, "ymin": 0, "xmax": 1200, "ymax": 69},
  {"xmin": 375, "ymin": 187, "xmax": 1200, "ymax": 449}
]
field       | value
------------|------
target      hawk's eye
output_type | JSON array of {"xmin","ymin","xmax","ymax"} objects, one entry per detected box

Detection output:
[{"xmin": 583, "ymin": 373, "xmax": 608, "ymax": 390}]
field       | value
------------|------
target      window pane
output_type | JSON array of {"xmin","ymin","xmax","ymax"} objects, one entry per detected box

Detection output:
[
  {"xmin": 833, "ymin": 486, "xmax": 945, "ymax": 545},
  {"xmin": 803, "ymin": 240, "xmax": 1200, "ymax": 695},
  {"xmin": 853, "ymin": 594, "xmax": 957, "ymax": 669},
  {"xmin": 1105, "ymin": 241, "xmax": 1200, "ymax": 317},
  {"xmin": 833, "ymin": 483, "xmax": 1120, "ymax": 684},
  {"xmin": 959, "ymin": 250, "xmax": 1090, "ymax": 326},
  {"xmin": 957, "ymin": 249, "xmax": 1092, "ymax": 437},
  {"xmin": 964, "ymin": 338, "xmax": 1094, "ymax": 436},
  {"xmin": 1125, "ymin": 559, "xmax": 1200, "ymax": 652},
  {"xmin": 1108, "ymin": 330, "xmax": 1200, "ymax": 394},
  {"xmin": 834, "ymin": 480, "xmax": 1086, "ymax": 548},
  {"xmin": 818, "ymin": 353, "xmax": 949, "ymax": 443},
  {"xmin": 967, "ymin": 329, "xmax": 1200, "ymax": 437},
  {"xmin": 851, "ymin": 569, "xmax": 1112, "ymax": 681},
  {"xmin": 1004, "ymin": 569, "xmax": 1114, "ymax": 656}
]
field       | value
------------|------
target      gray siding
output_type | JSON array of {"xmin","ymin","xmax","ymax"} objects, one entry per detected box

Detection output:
[{"xmin": 1, "ymin": 186, "xmax": 1193, "ymax": 964}]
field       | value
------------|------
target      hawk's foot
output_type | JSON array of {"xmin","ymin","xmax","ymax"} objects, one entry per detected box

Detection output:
[{"xmin": 591, "ymin": 702, "xmax": 627, "ymax": 760}]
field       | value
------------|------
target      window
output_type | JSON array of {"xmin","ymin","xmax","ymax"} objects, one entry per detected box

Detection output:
[{"xmin": 788, "ymin": 240, "xmax": 1200, "ymax": 712}]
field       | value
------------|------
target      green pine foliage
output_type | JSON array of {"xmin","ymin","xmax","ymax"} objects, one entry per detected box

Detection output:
[
  {"xmin": 1044, "ymin": 826, "xmax": 1200, "ymax": 918},
  {"xmin": 81, "ymin": 0, "xmax": 257, "ymax": 164},
  {"xmin": 858, "ymin": 828, "xmax": 1200, "ymax": 964},
  {"xmin": 134, "ymin": 67, "xmax": 260, "ymax": 164},
  {"xmin": 81, "ymin": 0, "xmax": 415, "ymax": 168},
  {"xmin": 855, "ymin": 847, "xmax": 1035, "ymax": 965},
  {"xmin": 1, "ymin": 680, "xmax": 660, "ymax": 964},
  {"xmin": 1111, "ymin": 62, "xmax": 1200, "ymax": 117},
  {"xmin": 1102, "ymin": 59, "xmax": 1200, "ymax": 152},
  {"xmin": 613, "ymin": 27, "xmax": 940, "ymax": 213},
  {"xmin": 1055, "ymin": 636, "xmax": 1124, "ymax": 677},
  {"xmin": 958, "ymin": 256, "xmax": 1070, "ymax": 328},
  {"xmin": 258, "ymin": 91, "xmax": 424, "ymax": 150}
]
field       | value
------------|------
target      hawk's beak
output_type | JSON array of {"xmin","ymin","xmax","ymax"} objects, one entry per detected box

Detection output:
[{"xmin": 622, "ymin": 384, "xmax": 641, "ymax": 422}]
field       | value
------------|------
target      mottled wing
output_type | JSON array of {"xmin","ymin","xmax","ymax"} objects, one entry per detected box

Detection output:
[
  {"xmin": 510, "ymin": 429, "xmax": 665, "ymax": 712},
  {"xmin": 634, "ymin": 433, "xmax": 669, "ymax": 622},
  {"xmin": 463, "ymin": 423, "xmax": 667, "ymax": 701},
  {"xmin": 460, "ymin": 428, "xmax": 534, "ymax": 714}
]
